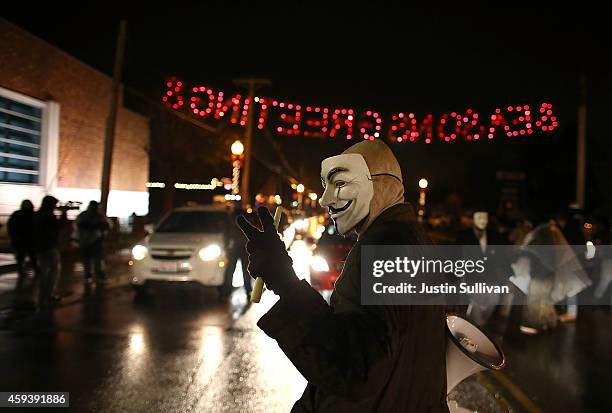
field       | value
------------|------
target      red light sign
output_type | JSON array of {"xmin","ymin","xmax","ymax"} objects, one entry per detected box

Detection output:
[{"xmin": 163, "ymin": 77, "xmax": 559, "ymax": 143}]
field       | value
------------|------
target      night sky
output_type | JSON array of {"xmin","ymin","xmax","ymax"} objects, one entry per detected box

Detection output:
[{"xmin": 3, "ymin": 5, "xmax": 611, "ymax": 216}]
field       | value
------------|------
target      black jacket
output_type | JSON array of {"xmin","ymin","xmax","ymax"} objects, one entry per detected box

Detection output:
[
  {"xmin": 7, "ymin": 209, "xmax": 35, "ymax": 249},
  {"xmin": 33, "ymin": 210, "xmax": 64, "ymax": 252},
  {"xmin": 455, "ymin": 228, "xmax": 512, "ymax": 284},
  {"xmin": 258, "ymin": 203, "xmax": 448, "ymax": 412}
]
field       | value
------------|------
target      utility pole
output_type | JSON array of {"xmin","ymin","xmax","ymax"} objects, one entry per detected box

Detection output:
[
  {"xmin": 100, "ymin": 20, "xmax": 127, "ymax": 214},
  {"xmin": 575, "ymin": 73, "xmax": 587, "ymax": 209},
  {"xmin": 233, "ymin": 77, "xmax": 271, "ymax": 207}
]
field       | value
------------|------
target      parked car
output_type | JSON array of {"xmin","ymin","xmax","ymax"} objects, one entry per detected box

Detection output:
[
  {"xmin": 130, "ymin": 205, "xmax": 230, "ymax": 293},
  {"xmin": 309, "ymin": 224, "xmax": 356, "ymax": 291}
]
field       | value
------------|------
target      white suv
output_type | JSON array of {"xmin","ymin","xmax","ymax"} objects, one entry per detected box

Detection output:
[{"xmin": 130, "ymin": 205, "xmax": 230, "ymax": 292}]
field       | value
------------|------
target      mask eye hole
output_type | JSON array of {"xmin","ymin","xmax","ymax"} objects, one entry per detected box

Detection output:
[{"xmin": 334, "ymin": 180, "xmax": 346, "ymax": 188}]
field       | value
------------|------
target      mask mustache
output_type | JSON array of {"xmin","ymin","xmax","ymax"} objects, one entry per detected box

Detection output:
[{"xmin": 329, "ymin": 200, "xmax": 353, "ymax": 214}]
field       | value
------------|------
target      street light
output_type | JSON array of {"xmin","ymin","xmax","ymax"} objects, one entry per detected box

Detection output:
[
  {"xmin": 296, "ymin": 184, "xmax": 305, "ymax": 209},
  {"xmin": 417, "ymin": 178, "xmax": 428, "ymax": 222},
  {"xmin": 231, "ymin": 140, "xmax": 244, "ymax": 156},
  {"xmin": 307, "ymin": 192, "xmax": 318, "ymax": 209},
  {"xmin": 231, "ymin": 140, "xmax": 244, "ymax": 197}
]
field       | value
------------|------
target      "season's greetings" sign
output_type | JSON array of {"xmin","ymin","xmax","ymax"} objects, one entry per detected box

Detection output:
[{"xmin": 163, "ymin": 77, "xmax": 558, "ymax": 144}]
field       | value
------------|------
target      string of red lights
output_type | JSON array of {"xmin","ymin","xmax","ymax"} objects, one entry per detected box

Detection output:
[{"xmin": 162, "ymin": 77, "xmax": 559, "ymax": 143}]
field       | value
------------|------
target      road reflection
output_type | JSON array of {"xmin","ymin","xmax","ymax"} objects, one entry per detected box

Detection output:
[
  {"xmin": 128, "ymin": 331, "xmax": 145, "ymax": 355},
  {"xmin": 86, "ymin": 285, "xmax": 306, "ymax": 412},
  {"xmin": 192, "ymin": 292, "xmax": 307, "ymax": 412},
  {"xmin": 198, "ymin": 325, "xmax": 225, "ymax": 383}
]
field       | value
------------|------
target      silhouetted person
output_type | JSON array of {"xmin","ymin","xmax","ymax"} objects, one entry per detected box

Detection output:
[
  {"xmin": 515, "ymin": 221, "xmax": 590, "ymax": 333},
  {"xmin": 556, "ymin": 209, "xmax": 587, "ymax": 322},
  {"xmin": 128, "ymin": 212, "xmax": 137, "ymax": 229},
  {"xmin": 594, "ymin": 219, "xmax": 612, "ymax": 304},
  {"xmin": 76, "ymin": 201, "xmax": 110, "ymax": 288},
  {"xmin": 7, "ymin": 200, "xmax": 37, "ymax": 289},
  {"xmin": 456, "ymin": 211, "xmax": 513, "ymax": 325},
  {"xmin": 34, "ymin": 195, "xmax": 65, "ymax": 308},
  {"xmin": 220, "ymin": 206, "xmax": 250, "ymax": 302},
  {"xmin": 130, "ymin": 212, "xmax": 146, "ymax": 239}
]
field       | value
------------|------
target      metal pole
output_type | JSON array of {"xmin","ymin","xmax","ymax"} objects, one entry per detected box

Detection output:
[
  {"xmin": 233, "ymin": 78, "xmax": 271, "ymax": 207},
  {"xmin": 241, "ymin": 80, "xmax": 255, "ymax": 207},
  {"xmin": 576, "ymin": 73, "xmax": 587, "ymax": 209},
  {"xmin": 100, "ymin": 20, "xmax": 127, "ymax": 214}
]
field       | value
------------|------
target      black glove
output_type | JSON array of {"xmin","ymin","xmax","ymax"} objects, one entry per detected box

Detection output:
[{"xmin": 236, "ymin": 207, "xmax": 301, "ymax": 297}]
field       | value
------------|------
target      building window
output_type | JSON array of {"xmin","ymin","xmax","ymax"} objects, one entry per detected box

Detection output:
[{"xmin": 0, "ymin": 94, "xmax": 43, "ymax": 184}]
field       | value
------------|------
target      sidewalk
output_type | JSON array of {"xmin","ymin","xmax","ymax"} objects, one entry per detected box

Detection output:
[
  {"xmin": 0, "ymin": 252, "xmax": 16, "ymax": 274},
  {"xmin": 0, "ymin": 249, "xmax": 132, "ymax": 312}
]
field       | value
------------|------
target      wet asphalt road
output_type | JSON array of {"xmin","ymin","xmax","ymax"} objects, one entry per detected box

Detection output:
[
  {"xmin": 0, "ymin": 285, "xmax": 306, "ymax": 412},
  {"xmin": 0, "ymin": 268, "xmax": 506, "ymax": 413},
  {"xmin": 494, "ymin": 305, "xmax": 612, "ymax": 413},
  {"xmin": 4, "ymin": 258, "xmax": 609, "ymax": 412}
]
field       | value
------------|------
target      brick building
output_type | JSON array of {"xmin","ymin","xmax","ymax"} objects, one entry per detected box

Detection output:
[{"xmin": 0, "ymin": 19, "xmax": 149, "ymax": 218}]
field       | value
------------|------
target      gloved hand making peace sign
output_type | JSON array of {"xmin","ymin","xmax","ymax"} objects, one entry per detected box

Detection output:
[{"xmin": 236, "ymin": 207, "xmax": 301, "ymax": 297}]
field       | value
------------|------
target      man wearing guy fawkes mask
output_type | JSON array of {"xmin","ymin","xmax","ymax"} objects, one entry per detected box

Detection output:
[{"xmin": 238, "ymin": 140, "xmax": 448, "ymax": 412}]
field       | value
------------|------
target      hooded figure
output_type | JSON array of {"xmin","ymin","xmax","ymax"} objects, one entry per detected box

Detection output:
[
  {"xmin": 320, "ymin": 140, "xmax": 404, "ymax": 237},
  {"xmin": 34, "ymin": 195, "xmax": 65, "ymax": 307},
  {"xmin": 238, "ymin": 141, "xmax": 448, "ymax": 412},
  {"xmin": 7, "ymin": 200, "xmax": 37, "ymax": 289},
  {"xmin": 76, "ymin": 200, "xmax": 110, "ymax": 284}
]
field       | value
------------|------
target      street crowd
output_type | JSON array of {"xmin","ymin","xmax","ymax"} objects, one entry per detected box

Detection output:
[
  {"xmin": 445, "ymin": 206, "xmax": 611, "ymax": 334},
  {"xmin": 3, "ymin": 194, "xmax": 612, "ymax": 333},
  {"xmin": 6, "ymin": 197, "xmax": 109, "ymax": 308}
]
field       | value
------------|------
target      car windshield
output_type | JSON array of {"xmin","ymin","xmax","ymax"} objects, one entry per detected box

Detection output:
[{"xmin": 156, "ymin": 210, "xmax": 227, "ymax": 233}]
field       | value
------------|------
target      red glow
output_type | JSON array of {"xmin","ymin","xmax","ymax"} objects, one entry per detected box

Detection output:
[
  {"xmin": 329, "ymin": 109, "xmax": 355, "ymax": 139},
  {"xmin": 537, "ymin": 103, "xmax": 558, "ymax": 131},
  {"xmin": 256, "ymin": 98, "xmax": 269, "ymax": 130},
  {"xmin": 489, "ymin": 110, "xmax": 509, "ymax": 136},
  {"xmin": 163, "ymin": 77, "xmax": 559, "ymax": 144},
  {"xmin": 238, "ymin": 97, "xmax": 251, "ymax": 125},
  {"xmin": 189, "ymin": 85, "xmax": 216, "ymax": 117},
  {"xmin": 388, "ymin": 113, "xmax": 433, "ymax": 143},
  {"xmin": 273, "ymin": 101, "xmax": 301, "ymax": 135},
  {"xmin": 357, "ymin": 110, "xmax": 382, "ymax": 140},
  {"xmin": 214, "ymin": 92, "xmax": 242, "ymax": 123},
  {"xmin": 302, "ymin": 106, "xmax": 329, "ymax": 138},
  {"xmin": 456, "ymin": 111, "xmax": 484, "ymax": 141}
]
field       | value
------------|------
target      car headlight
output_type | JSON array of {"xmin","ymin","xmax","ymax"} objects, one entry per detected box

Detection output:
[
  {"xmin": 132, "ymin": 244, "xmax": 148, "ymax": 261},
  {"xmin": 199, "ymin": 244, "xmax": 222, "ymax": 261},
  {"xmin": 310, "ymin": 255, "xmax": 329, "ymax": 272}
]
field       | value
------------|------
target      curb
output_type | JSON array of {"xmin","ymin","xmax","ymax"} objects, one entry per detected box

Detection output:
[{"xmin": 0, "ymin": 273, "xmax": 133, "ymax": 312}]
